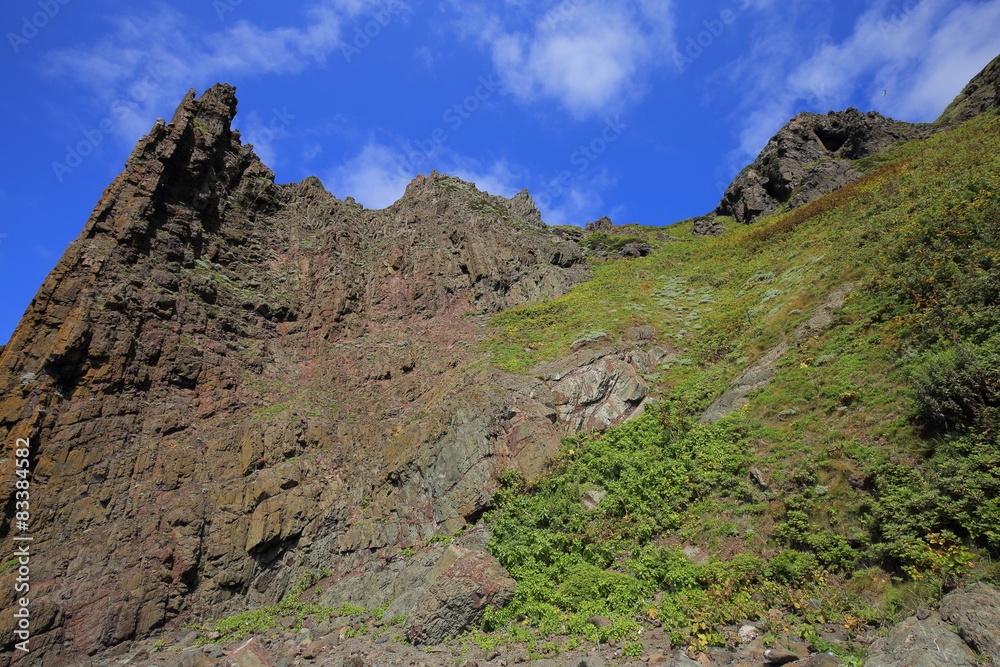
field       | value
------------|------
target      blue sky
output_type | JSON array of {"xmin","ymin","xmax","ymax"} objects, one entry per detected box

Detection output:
[{"xmin": 2, "ymin": 0, "xmax": 999, "ymax": 344}]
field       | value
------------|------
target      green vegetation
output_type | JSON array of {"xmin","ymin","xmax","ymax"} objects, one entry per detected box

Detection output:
[
  {"xmin": 479, "ymin": 114, "xmax": 1000, "ymax": 653},
  {"xmin": 198, "ymin": 573, "xmax": 396, "ymax": 643}
]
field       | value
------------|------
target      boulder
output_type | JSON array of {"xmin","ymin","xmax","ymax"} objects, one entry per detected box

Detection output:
[
  {"xmin": 230, "ymin": 636, "xmax": 275, "ymax": 667},
  {"xmin": 585, "ymin": 216, "xmax": 616, "ymax": 233},
  {"xmin": 404, "ymin": 546, "xmax": 516, "ymax": 645},
  {"xmin": 864, "ymin": 612, "xmax": 978, "ymax": 666},
  {"xmin": 939, "ymin": 582, "xmax": 1000, "ymax": 664},
  {"xmin": 691, "ymin": 217, "xmax": 728, "ymax": 237}
]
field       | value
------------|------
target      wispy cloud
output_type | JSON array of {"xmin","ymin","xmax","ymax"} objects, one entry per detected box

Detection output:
[
  {"xmin": 449, "ymin": 0, "xmax": 677, "ymax": 118},
  {"xmin": 721, "ymin": 0, "xmax": 1000, "ymax": 173},
  {"xmin": 43, "ymin": 0, "xmax": 401, "ymax": 153}
]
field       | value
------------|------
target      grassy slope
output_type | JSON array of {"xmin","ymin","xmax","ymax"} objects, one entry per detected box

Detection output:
[{"xmin": 476, "ymin": 113, "xmax": 1000, "ymax": 659}]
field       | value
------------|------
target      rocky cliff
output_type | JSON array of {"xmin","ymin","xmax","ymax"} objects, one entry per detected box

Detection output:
[
  {"xmin": 716, "ymin": 109, "xmax": 934, "ymax": 223},
  {"xmin": 3, "ymin": 53, "xmax": 1000, "ymax": 667},
  {"xmin": 0, "ymin": 85, "xmax": 664, "ymax": 664},
  {"xmin": 937, "ymin": 52, "xmax": 1000, "ymax": 124}
]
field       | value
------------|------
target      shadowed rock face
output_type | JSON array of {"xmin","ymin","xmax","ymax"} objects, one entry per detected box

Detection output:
[
  {"xmin": 0, "ymin": 84, "xmax": 618, "ymax": 663},
  {"xmin": 716, "ymin": 108, "xmax": 935, "ymax": 224}
]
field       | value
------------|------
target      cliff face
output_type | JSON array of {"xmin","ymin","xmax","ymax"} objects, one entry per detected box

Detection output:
[{"xmin": 0, "ymin": 85, "xmax": 625, "ymax": 662}]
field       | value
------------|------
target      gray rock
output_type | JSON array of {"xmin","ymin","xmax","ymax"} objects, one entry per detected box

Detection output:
[
  {"xmin": 738, "ymin": 623, "xmax": 759, "ymax": 642},
  {"xmin": 939, "ymin": 582, "xmax": 1000, "ymax": 664},
  {"xmin": 764, "ymin": 648, "xmax": 801, "ymax": 664},
  {"xmin": 585, "ymin": 216, "xmax": 616, "ymax": 233},
  {"xmin": 620, "ymin": 242, "xmax": 653, "ymax": 257},
  {"xmin": 404, "ymin": 545, "xmax": 516, "ymax": 645},
  {"xmin": 581, "ymin": 489, "xmax": 608, "ymax": 510},
  {"xmin": 864, "ymin": 612, "xmax": 978, "ymax": 666},
  {"xmin": 668, "ymin": 650, "xmax": 701, "ymax": 667},
  {"xmin": 691, "ymin": 217, "xmax": 728, "ymax": 237},
  {"xmin": 717, "ymin": 108, "xmax": 936, "ymax": 224},
  {"xmin": 536, "ymin": 347, "xmax": 671, "ymax": 431}
]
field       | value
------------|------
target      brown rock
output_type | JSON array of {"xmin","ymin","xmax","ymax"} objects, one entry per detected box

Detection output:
[{"xmin": 230, "ymin": 636, "xmax": 274, "ymax": 667}]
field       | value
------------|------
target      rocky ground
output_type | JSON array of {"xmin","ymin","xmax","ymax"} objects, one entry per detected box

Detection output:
[
  {"xmin": 76, "ymin": 618, "xmax": 860, "ymax": 667},
  {"xmin": 64, "ymin": 582, "xmax": 1000, "ymax": 667}
]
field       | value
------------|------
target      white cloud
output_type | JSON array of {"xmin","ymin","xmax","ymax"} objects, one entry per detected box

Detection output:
[
  {"xmin": 323, "ymin": 139, "xmax": 616, "ymax": 225},
  {"xmin": 452, "ymin": 0, "xmax": 677, "ymax": 118},
  {"xmin": 323, "ymin": 142, "xmax": 414, "ymax": 208}
]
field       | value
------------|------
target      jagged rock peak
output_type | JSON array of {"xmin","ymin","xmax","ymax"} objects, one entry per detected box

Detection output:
[
  {"xmin": 394, "ymin": 170, "xmax": 546, "ymax": 228},
  {"xmin": 937, "ymin": 52, "xmax": 1000, "ymax": 124},
  {"xmin": 169, "ymin": 83, "xmax": 239, "ymax": 131},
  {"xmin": 716, "ymin": 107, "xmax": 934, "ymax": 224}
]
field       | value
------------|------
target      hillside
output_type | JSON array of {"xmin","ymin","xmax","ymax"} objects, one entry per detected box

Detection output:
[{"xmin": 1, "ymin": 54, "xmax": 999, "ymax": 667}]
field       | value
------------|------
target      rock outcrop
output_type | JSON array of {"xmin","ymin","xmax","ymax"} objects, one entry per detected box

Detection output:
[
  {"xmin": 0, "ymin": 84, "xmax": 599, "ymax": 663},
  {"xmin": 535, "ymin": 347, "xmax": 673, "ymax": 431},
  {"xmin": 717, "ymin": 109, "xmax": 934, "ymax": 224},
  {"xmin": 404, "ymin": 545, "xmax": 516, "ymax": 645},
  {"xmin": 865, "ymin": 583, "xmax": 1000, "ymax": 667},
  {"xmin": 937, "ymin": 52, "xmax": 1000, "ymax": 124},
  {"xmin": 717, "ymin": 53, "xmax": 1000, "ymax": 225}
]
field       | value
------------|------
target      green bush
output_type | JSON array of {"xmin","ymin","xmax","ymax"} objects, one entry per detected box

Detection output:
[
  {"xmin": 768, "ymin": 549, "xmax": 820, "ymax": 584},
  {"xmin": 911, "ymin": 343, "xmax": 1000, "ymax": 433}
]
